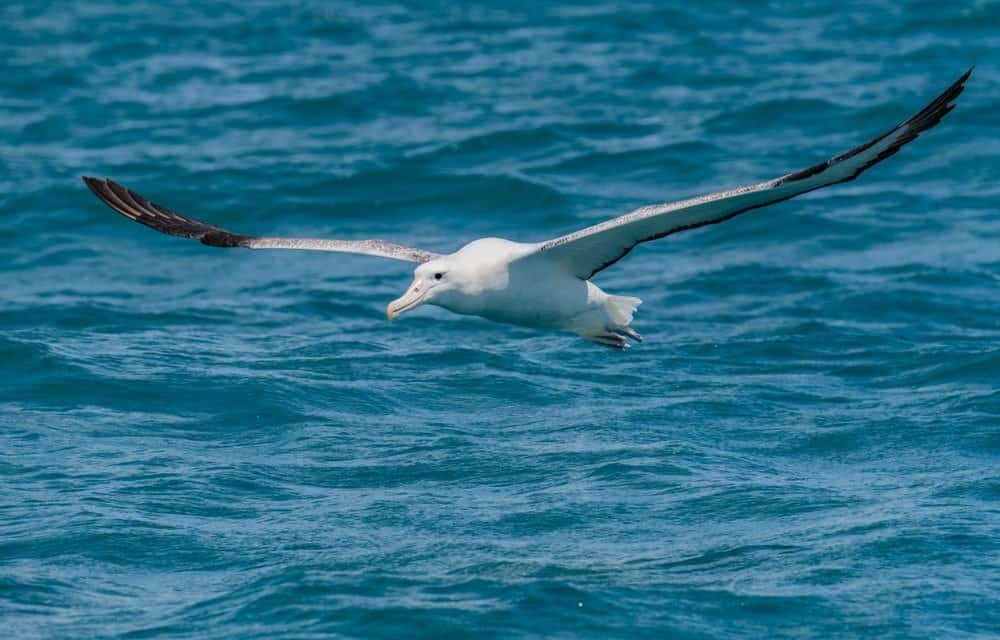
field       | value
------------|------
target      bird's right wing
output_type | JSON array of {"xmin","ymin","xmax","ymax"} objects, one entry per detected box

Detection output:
[{"xmin": 83, "ymin": 177, "xmax": 440, "ymax": 263}]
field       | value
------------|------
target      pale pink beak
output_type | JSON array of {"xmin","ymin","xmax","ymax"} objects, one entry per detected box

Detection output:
[{"xmin": 386, "ymin": 282, "xmax": 426, "ymax": 322}]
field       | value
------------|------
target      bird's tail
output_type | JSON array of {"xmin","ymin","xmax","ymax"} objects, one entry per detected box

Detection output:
[
  {"xmin": 577, "ymin": 295, "xmax": 644, "ymax": 350},
  {"xmin": 606, "ymin": 295, "xmax": 642, "ymax": 326}
]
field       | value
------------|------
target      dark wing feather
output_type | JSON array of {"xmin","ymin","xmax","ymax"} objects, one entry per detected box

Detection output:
[{"xmin": 83, "ymin": 177, "xmax": 439, "ymax": 262}]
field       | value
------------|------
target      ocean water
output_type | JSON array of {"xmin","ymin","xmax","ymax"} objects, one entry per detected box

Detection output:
[{"xmin": 2, "ymin": 1, "xmax": 998, "ymax": 638}]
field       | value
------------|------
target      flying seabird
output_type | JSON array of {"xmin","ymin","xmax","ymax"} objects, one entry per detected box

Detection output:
[{"xmin": 84, "ymin": 69, "xmax": 971, "ymax": 349}]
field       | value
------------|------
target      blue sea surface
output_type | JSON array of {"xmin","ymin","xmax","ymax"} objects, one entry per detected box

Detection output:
[{"xmin": 2, "ymin": 2, "xmax": 999, "ymax": 638}]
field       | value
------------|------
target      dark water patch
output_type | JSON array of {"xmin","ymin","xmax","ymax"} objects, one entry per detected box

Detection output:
[
  {"xmin": 537, "ymin": 140, "xmax": 726, "ymax": 180},
  {"xmin": 704, "ymin": 98, "xmax": 848, "ymax": 134},
  {"xmin": 409, "ymin": 125, "xmax": 574, "ymax": 171}
]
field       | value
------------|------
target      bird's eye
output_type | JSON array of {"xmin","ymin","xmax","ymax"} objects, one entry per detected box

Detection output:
[{"xmin": 434, "ymin": 272, "xmax": 443, "ymax": 280}]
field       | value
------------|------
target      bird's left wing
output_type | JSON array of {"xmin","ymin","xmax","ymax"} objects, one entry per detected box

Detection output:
[
  {"xmin": 83, "ymin": 177, "xmax": 440, "ymax": 263},
  {"xmin": 521, "ymin": 68, "xmax": 972, "ymax": 280}
]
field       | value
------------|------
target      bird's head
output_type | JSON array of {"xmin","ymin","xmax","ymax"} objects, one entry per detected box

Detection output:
[{"xmin": 386, "ymin": 258, "xmax": 457, "ymax": 321}]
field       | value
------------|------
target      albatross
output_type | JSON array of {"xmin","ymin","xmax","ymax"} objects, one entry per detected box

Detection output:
[{"xmin": 84, "ymin": 69, "xmax": 971, "ymax": 349}]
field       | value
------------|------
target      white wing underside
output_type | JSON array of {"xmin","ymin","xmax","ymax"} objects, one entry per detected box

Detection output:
[{"xmin": 523, "ymin": 68, "xmax": 971, "ymax": 279}]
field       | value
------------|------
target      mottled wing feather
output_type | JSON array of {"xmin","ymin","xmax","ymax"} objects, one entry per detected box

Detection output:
[
  {"xmin": 83, "ymin": 177, "xmax": 440, "ymax": 263},
  {"xmin": 527, "ymin": 68, "xmax": 972, "ymax": 279}
]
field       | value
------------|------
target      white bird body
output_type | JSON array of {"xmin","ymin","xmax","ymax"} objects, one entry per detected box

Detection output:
[
  {"xmin": 420, "ymin": 237, "xmax": 641, "ymax": 346},
  {"xmin": 82, "ymin": 69, "xmax": 970, "ymax": 350}
]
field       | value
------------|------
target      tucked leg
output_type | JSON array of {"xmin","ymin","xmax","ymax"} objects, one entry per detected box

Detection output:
[
  {"xmin": 583, "ymin": 333, "xmax": 630, "ymax": 350},
  {"xmin": 608, "ymin": 325, "xmax": 643, "ymax": 342}
]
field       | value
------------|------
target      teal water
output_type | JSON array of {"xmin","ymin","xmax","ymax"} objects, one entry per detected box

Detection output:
[{"xmin": 2, "ymin": 2, "xmax": 999, "ymax": 638}]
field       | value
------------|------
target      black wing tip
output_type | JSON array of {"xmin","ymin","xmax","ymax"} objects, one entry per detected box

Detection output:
[
  {"xmin": 782, "ymin": 67, "xmax": 972, "ymax": 186},
  {"xmin": 82, "ymin": 175, "xmax": 120, "ymax": 191},
  {"xmin": 906, "ymin": 67, "xmax": 972, "ymax": 130},
  {"xmin": 856, "ymin": 66, "xmax": 972, "ymax": 171},
  {"xmin": 82, "ymin": 175, "xmax": 107, "ymax": 194},
  {"xmin": 82, "ymin": 176, "xmax": 254, "ymax": 248}
]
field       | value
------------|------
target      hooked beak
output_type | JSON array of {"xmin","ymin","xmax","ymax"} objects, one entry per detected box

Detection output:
[{"xmin": 386, "ymin": 282, "xmax": 426, "ymax": 322}]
